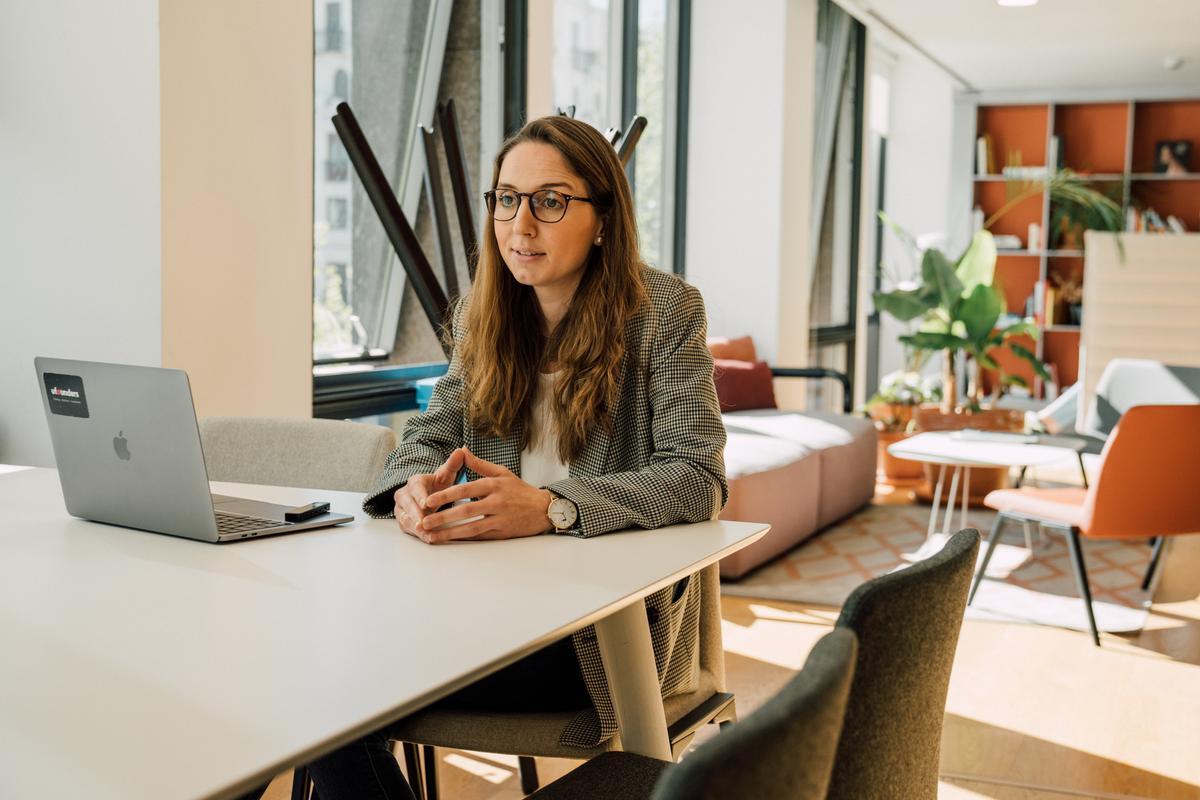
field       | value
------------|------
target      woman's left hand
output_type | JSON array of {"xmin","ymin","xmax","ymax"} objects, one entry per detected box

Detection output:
[{"xmin": 417, "ymin": 449, "xmax": 554, "ymax": 543}]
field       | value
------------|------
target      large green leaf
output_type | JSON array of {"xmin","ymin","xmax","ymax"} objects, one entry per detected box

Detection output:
[
  {"xmin": 900, "ymin": 332, "xmax": 970, "ymax": 352},
  {"xmin": 877, "ymin": 211, "xmax": 919, "ymax": 254},
  {"xmin": 999, "ymin": 320, "xmax": 1041, "ymax": 340},
  {"xmin": 921, "ymin": 248, "xmax": 963, "ymax": 311},
  {"xmin": 873, "ymin": 288, "xmax": 932, "ymax": 322},
  {"xmin": 958, "ymin": 283, "xmax": 1004, "ymax": 348},
  {"xmin": 1009, "ymin": 342, "xmax": 1053, "ymax": 381},
  {"xmin": 955, "ymin": 230, "xmax": 997, "ymax": 292}
]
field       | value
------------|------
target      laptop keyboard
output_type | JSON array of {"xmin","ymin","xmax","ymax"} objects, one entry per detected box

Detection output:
[{"xmin": 215, "ymin": 511, "xmax": 283, "ymax": 534}]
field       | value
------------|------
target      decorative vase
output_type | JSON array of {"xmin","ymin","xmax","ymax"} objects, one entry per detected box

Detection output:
[{"xmin": 1069, "ymin": 303, "xmax": 1083, "ymax": 326}]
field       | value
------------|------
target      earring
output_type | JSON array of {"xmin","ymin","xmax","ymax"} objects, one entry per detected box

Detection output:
[{"xmin": 594, "ymin": 237, "xmax": 602, "ymax": 245}]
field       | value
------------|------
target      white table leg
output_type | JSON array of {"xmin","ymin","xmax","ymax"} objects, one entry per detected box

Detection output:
[
  {"xmin": 593, "ymin": 601, "xmax": 673, "ymax": 761},
  {"xmin": 941, "ymin": 466, "xmax": 961, "ymax": 538},
  {"xmin": 927, "ymin": 465, "xmax": 947, "ymax": 540},
  {"xmin": 960, "ymin": 466, "xmax": 971, "ymax": 531}
]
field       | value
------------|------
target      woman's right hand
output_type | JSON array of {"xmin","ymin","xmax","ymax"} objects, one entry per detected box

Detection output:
[{"xmin": 393, "ymin": 448, "xmax": 467, "ymax": 536}]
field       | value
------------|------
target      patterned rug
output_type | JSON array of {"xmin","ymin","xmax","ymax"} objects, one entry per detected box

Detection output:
[{"xmin": 722, "ymin": 502, "xmax": 1153, "ymax": 634}]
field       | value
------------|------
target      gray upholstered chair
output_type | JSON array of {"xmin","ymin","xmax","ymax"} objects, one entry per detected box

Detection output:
[
  {"xmin": 397, "ymin": 563, "xmax": 736, "ymax": 798},
  {"xmin": 198, "ymin": 416, "xmax": 395, "ymax": 492},
  {"xmin": 825, "ymin": 527, "xmax": 980, "ymax": 800},
  {"xmin": 198, "ymin": 416, "xmax": 395, "ymax": 800},
  {"xmin": 525, "ymin": 627, "xmax": 858, "ymax": 800}
]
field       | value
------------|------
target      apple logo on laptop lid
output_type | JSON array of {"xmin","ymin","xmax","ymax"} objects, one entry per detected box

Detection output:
[{"xmin": 113, "ymin": 431, "xmax": 132, "ymax": 461}]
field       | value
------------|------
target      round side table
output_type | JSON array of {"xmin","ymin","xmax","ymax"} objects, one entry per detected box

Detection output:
[{"xmin": 887, "ymin": 432, "xmax": 1085, "ymax": 559}]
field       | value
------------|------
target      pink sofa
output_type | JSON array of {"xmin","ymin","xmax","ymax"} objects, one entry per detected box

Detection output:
[{"xmin": 708, "ymin": 337, "xmax": 877, "ymax": 579}]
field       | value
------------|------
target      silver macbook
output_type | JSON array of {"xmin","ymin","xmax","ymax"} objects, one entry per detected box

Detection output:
[{"xmin": 34, "ymin": 357, "xmax": 353, "ymax": 543}]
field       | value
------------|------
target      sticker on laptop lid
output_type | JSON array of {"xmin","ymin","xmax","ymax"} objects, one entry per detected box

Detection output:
[{"xmin": 43, "ymin": 373, "xmax": 90, "ymax": 418}]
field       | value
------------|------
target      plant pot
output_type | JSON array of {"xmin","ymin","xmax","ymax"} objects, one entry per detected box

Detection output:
[
  {"xmin": 867, "ymin": 402, "xmax": 916, "ymax": 432},
  {"xmin": 912, "ymin": 404, "xmax": 1024, "ymax": 504},
  {"xmin": 877, "ymin": 429, "xmax": 925, "ymax": 484}
]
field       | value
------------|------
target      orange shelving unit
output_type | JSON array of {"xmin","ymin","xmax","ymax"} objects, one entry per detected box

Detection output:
[{"xmin": 970, "ymin": 94, "xmax": 1200, "ymax": 400}]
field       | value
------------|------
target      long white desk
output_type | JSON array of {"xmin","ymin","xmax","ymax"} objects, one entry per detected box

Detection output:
[{"xmin": 0, "ymin": 467, "xmax": 767, "ymax": 800}]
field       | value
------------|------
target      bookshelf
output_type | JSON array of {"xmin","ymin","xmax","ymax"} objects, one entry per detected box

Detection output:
[{"xmin": 969, "ymin": 96, "xmax": 1200, "ymax": 397}]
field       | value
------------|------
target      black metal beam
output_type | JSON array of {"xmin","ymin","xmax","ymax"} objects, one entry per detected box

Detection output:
[
  {"xmin": 421, "ymin": 125, "xmax": 459, "ymax": 300},
  {"xmin": 672, "ymin": 0, "xmax": 692, "ymax": 276},
  {"xmin": 617, "ymin": 115, "xmax": 647, "ymax": 167},
  {"xmin": 438, "ymin": 99, "xmax": 479, "ymax": 281},
  {"xmin": 332, "ymin": 102, "xmax": 451, "ymax": 358}
]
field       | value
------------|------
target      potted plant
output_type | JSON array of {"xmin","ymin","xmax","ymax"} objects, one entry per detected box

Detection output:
[
  {"xmin": 865, "ymin": 368, "xmax": 941, "ymax": 483},
  {"xmin": 873, "ymin": 220, "xmax": 1051, "ymax": 420}
]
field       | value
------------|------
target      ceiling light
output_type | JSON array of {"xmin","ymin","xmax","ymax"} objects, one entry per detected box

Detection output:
[
  {"xmin": 1163, "ymin": 55, "xmax": 1183, "ymax": 71},
  {"xmin": 997, "ymin": 0, "xmax": 1038, "ymax": 6}
]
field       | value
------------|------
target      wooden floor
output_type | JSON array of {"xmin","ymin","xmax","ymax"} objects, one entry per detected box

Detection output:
[{"xmin": 263, "ymin": 524, "xmax": 1200, "ymax": 800}]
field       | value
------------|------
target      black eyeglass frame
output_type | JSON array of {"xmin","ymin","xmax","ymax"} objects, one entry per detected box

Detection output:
[{"xmin": 483, "ymin": 189, "xmax": 596, "ymax": 223}]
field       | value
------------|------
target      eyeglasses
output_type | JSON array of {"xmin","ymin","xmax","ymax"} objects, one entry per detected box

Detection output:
[{"xmin": 483, "ymin": 189, "xmax": 594, "ymax": 224}]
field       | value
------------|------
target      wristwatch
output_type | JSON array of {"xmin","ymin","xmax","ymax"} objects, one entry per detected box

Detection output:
[{"xmin": 546, "ymin": 491, "xmax": 579, "ymax": 532}]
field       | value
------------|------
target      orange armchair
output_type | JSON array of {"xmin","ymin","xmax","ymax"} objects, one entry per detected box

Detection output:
[{"xmin": 968, "ymin": 404, "xmax": 1200, "ymax": 646}]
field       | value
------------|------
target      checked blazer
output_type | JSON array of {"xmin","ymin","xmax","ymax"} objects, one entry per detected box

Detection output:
[{"xmin": 362, "ymin": 266, "xmax": 729, "ymax": 747}]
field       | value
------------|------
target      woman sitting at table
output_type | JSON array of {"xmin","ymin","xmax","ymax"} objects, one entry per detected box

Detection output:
[{"xmin": 305, "ymin": 114, "xmax": 727, "ymax": 800}]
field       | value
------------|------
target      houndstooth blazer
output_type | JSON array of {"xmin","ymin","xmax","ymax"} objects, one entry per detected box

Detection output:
[{"xmin": 362, "ymin": 266, "xmax": 729, "ymax": 748}]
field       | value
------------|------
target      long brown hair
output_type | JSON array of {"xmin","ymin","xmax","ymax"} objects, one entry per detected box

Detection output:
[{"xmin": 456, "ymin": 116, "xmax": 648, "ymax": 462}]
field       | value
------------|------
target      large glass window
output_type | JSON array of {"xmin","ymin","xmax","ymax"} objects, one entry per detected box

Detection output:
[
  {"xmin": 633, "ymin": 0, "xmax": 669, "ymax": 270},
  {"xmin": 548, "ymin": 0, "xmax": 613, "ymax": 127},
  {"xmin": 527, "ymin": 0, "xmax": 684, "ymax": 273},
  {"xmin": 313, "ymin": 0, "xmax": 440, "ymax": 362},
  {"xmin": 808, "ymin": 0, "xmax": 865, "ymax": 411}
]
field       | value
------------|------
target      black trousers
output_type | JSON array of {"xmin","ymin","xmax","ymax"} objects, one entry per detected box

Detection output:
[{"xmin": 301, "ymin": 635, "xmax": 589, "ymax": 800}]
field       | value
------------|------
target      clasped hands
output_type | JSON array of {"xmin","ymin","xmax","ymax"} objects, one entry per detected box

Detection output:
[{"xmin": 392, "ymin": 447, "xmax": 554, "ymax": 544}]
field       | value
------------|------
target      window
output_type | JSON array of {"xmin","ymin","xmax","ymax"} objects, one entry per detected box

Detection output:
[
  {"xmin": 327, "ymin": 197, "xmax": 348, "ymax": 229},
  {"xmin": 526, "ymin": 0, "xmax": 689, "ymax": 273},
  {"xmin": 808, "ymin": 1, "xmax": 866, "ymax": 411},
  {"xmin": 312, "ymin": 0, "xmax": 450, "ymax": 363}
]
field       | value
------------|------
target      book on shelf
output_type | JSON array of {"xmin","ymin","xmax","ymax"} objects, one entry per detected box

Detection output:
[
  {"xmin": 1044, "ymin": 285, "xmax": 1058, "ymax": 326},
  {"xmin": 976, "ymin": 134, "xmax": 995, "ymax": 175},
  {"xmin": 1001, "ymin": 165, "xmax": 1049, "ymax": 181}
]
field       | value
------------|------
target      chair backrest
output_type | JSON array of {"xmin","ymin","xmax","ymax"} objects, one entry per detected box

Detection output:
[
  {"xmin": 651, "ymin": 628, "xmax": 857, "ymax": 800},
  {"xmin": 198, "ymin": 416, "xmax": 396, "ymax": 492},
  {"xmin": 826, "ymin": 528, "xmax": 980, "ymax": 800},
  {"xmin": 1081, "ymin": 358, "xmax": 1200, "ymax": 440},
  {"xmin": 1080, "ymin": 404, "xmax": 1200, "ymax": 539}
]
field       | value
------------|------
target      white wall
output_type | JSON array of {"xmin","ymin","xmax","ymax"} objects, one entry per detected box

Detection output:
[
  {"xmin": 686, "ymin": 0, "xmax": 816, "ymax": 408},
  {"xmin": 0, "ymin": 1, "xmax": 162, "ymax": 467},
  {"xmin": 876, "ymin": 48, "xmax": 959, "ymax": 381}
]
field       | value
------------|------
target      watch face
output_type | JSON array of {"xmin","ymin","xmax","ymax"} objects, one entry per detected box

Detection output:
[{"xmin": 549, "ymin": 497, "xmax": 577, "ymax": 529}]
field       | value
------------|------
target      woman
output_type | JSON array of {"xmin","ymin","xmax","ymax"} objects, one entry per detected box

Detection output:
[{"xmin": 308, "ymin": 115, "xmax": 727, "ymax": 799}]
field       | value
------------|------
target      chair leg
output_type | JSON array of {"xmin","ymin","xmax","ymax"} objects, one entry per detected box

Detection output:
[
  {"xmin": 1066, "ymin": 528, "xmax": 1101, "ymax": 647},
  {"xmin": 968, "ymin": 514, "xmax": 1007, "ymax": 605},
  {"xmin": 1142, "ymin": 537, "xmax": 1166, "ymax": 591},
  {"xmin": 519, "ymin": 756, "xmax": 540, "ymax": 794},
  {"xmin": 422, "ymin": 745, "xmax": 439, "ymax": 800},
  {"xmin": 290, "ymin": 767, "xmax": 310, "ymax": 800},
  {"xmin": 401, "ymin": 743, "xmax": 425, "ymax": 800}
]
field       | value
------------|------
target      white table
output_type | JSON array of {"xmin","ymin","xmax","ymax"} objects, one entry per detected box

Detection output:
[
  {"xmin": 0, "ymin": 467, "xmax": 767, "ymax": 800},
  {"xmin": 887, "ymin": 432, "xmax": 1081, "ymax": 556}
]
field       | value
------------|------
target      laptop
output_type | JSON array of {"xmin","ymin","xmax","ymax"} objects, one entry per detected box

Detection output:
[{"xmin": 35, "ymin": 357, "xmax": 354, "ymax": 543}]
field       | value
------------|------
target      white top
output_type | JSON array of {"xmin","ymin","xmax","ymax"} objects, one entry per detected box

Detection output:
[
  {"xmin": 520, "ymin": 371, "xmax": 571, "ymax": 488},
  {"xmin": 0, "ymin": 467, "xmax": 768, "ymax": 800},
  {"xmin": 887, "ymin": 431, "xmax": 1079, "ymax": 468}
]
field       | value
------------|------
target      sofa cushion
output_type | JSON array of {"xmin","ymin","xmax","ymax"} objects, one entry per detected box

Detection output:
[
  {"xmin": 720, "ymin": 430, "xmax": 820, "ymax": 579},
  {"xmin": 712, "ymin": 359, "xmax": 777, "ymax": 413},
  {"xmin": 706, "ymin": 335, "xmax": 757, "ymax": 362},
  {"xmin": 725, "ymin": 409, "xmax": 877, "ymax": 530}
]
